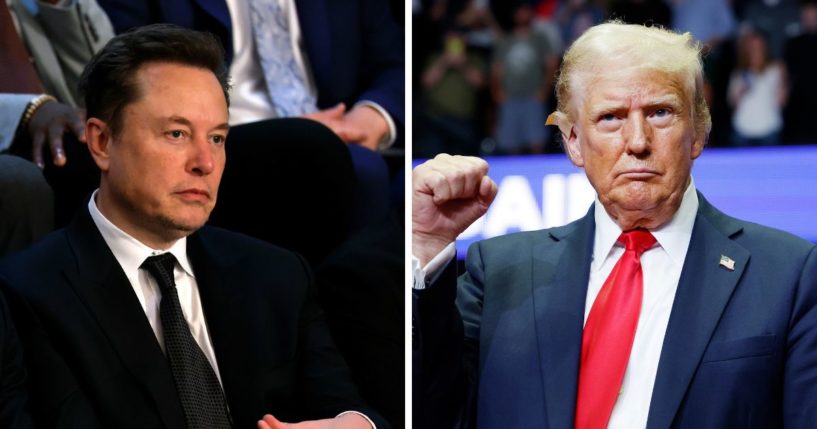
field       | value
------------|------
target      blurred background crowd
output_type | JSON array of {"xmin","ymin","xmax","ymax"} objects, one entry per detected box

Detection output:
[{"xmin": 413, "ymin": 0, "xmax": 817, "ymax": 157}]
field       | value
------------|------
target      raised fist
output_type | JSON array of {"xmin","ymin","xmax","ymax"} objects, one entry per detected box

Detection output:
[{"xmin": 412, "ymin": 154, "xmax": 497, "ymax": 265}]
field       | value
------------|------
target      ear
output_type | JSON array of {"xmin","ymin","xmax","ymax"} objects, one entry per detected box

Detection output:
[
  {"xmin": 690, "ymin": 132, "xmax": 705, "ymax": 160},
  {"xmin": 563, "ymin": 126, "xmax": 584, "ymax": 167},
  {"xmin": 85, "ymin": 118, "xmax": 112, "ymax": 172}
]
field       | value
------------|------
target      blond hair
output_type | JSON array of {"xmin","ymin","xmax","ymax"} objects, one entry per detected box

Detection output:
[{"xmin": 551, "ymin": 21, "xmax": 711, "ymax": 140}]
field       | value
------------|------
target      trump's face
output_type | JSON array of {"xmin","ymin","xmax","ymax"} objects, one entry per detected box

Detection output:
[
  {"xmin": 564, "ymin": 68, "xmax": 705, "ymax": 230},
  {"xmin": 89, "ymin": 62, "xmax": 229, "ymax": 248}
]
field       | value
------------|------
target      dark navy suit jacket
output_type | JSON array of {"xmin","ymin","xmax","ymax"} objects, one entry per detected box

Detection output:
[
  {"xmin": 97, "ymin": 0, "xmax": 405, "ymax": 134},
  {"xmin": 414, "ymin": 193, "xmax": 817, "ymax": 428}
]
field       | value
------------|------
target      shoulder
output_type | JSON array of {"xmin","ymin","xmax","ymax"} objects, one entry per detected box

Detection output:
[
  {"xmin": 192, "ymin": 226, "xmax": 310, "ymax": 277},
  {"xmin": 733, "ymin": 219, "xmax": 815, "ymax": 259},
  {"xmin": 195, "ymin": 225, "xmax": 292, "ymax": 254},
  {"xmin": 700, "ymin": 196, "xmax": 812, "ymax": 250},
  {"xmin": 0, "ymin": 229, "xmax": 72, "ymax": 281},
  {"xmin": 467, "ymin": 216, "xmax": 586, "ymax": 260},
  {"xmin": 0, "ymin": 229, "xmax": 77, "ymax": 305},
  {"xmin": 699, "ymin": 197, "xmax": 816, "ymax": 268}
]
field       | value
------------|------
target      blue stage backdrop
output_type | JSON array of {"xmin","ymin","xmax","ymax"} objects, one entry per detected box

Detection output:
[{"xmin": 414, "ymin": 146, "xmax": 817, "ymax": 258}]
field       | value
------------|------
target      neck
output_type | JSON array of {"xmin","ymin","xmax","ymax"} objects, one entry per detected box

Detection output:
[{"xmin": 95, "ymin": 188, "xmax": 179, "ymax": 250}]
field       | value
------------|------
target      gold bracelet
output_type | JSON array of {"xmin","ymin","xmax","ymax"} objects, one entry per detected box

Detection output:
[{"xmin": 20, "ymin": 94, "xmax": 57, "ymax": 130}]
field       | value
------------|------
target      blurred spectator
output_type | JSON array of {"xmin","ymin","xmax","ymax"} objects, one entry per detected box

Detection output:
[
  {"xmin": 3, "ymin": 0, "xmax": 113, "ymax": 168},
  {"xmin": 1, "ymin": 0, "xmax": 115, "ymax": 250},
  {"xmin": 491, "ymin": 3, "xmax": 557, "ymax": 154},
  {"xmin": 530, "ymin": 0, "xmax": 565, "ymax": 56},
  {"xmin": 609, "ymin": 0, "xmax": 672, "ymax": 28},
  {"xmin": 670, "ymin": 0, "xmax": 736, "ymax": 47},
  {"xmin": 741, "ymin": 0, "xmax": 800, "ymax": 60},
  {"xmin": 670, "ymin": 0, "xmax": 736, "ymax": 146},
  {"xmin": 413, "ymin": 0, "xmax": 443, "ymax": 91},
  {"xmin": 417, "ymin": 30, "xmax": 486, "ymax": 157},
  {"xmin": 7, "ymin": 0, "xmax": 113, "ymax": 107},
  {"xmin": 456, "ymin": 0, "xmax": 504, "ymax": 50},
  {"xmin": 555, "ymin": 0, "xmax": 606, "ymax": 47},
  {"xmin": 728, "ymin": 28, "xmax": 788, "ymax": 146},
  {"xmin": 783, "ymin": 0, "xmax": 817, "ymax": 143}
]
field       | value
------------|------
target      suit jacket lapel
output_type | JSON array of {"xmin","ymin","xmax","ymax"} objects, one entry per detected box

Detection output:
[
  {"xmin": 532, "ymin": 208, "xmax": 595, "ymax": 429},
  {"xmin": 646, "ymin": 194, "xmax": 750, "ymax": 429},
  {"xmin": 62, "ymin": 209, "xmax": 186, "ymax": 427}
]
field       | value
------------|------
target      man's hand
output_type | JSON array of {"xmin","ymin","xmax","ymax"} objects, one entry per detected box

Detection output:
[
  {"xmin": 413, "ymin": 154, "xmax": 497, "ymax": 266},
  {"xmin": 257, "ymin": 413, "xmax": 372, "ymax": 429},
  {"xmin": 27, "ymin": 100, "xmax": 86, "ymax": 169},
  {"xmin": 303, "ymin": 103, "xmax": 390, "ymax": 151}
]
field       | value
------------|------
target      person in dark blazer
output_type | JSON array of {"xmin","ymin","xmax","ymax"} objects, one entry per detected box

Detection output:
[
  {"xmin": 0, "ymin": 24, "xmax": 383, "ymax": 429},
  {"xmin": 97, "ymin": 0, "xmax": 404, "ymax": 151},
  {"xmin": 412, "ymin": 22, "xmax": 817, "ymax": 429}
]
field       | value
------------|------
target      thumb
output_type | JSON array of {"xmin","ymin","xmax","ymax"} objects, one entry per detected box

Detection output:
[
  {"xmin": 259, "ymin": 414, "xmax": 289, "ymax": 428},
  {"xmin": 327, "ymin": 102, "xmax": 346, "ymax": 117}
]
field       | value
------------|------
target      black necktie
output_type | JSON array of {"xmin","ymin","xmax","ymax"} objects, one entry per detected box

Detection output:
[{"xmin": 141, "ymin": 253, "xmax": 232, "ymax": 429}]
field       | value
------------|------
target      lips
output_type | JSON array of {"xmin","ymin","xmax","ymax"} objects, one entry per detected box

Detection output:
[
  {"xmin": 617, "ymin": 168, "xmax": 659, "ymax": 180},
  {"xmin": 175, "ymin": 188, "xmax": 211, "ymax": 202}
]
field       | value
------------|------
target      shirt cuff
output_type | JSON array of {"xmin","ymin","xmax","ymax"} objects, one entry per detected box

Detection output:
[
  {"xmin": 412, "ymin": 242, "xmax": 456, "ymax": 290},
  {"xmin": 335, "ymin": 410, "xmax": 376, "ymax": 429},
  {"xmin": 354, "ymin": 100, "xmax": 396, "ymax": 150}
]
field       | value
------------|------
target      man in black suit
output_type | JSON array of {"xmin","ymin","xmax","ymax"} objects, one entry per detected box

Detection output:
[{"xmin": 0, "ymin": 24, "xmax": 383, "ymax": 429}]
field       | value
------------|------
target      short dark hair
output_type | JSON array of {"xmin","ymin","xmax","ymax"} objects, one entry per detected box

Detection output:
[{"xmin": 79, "ymin": 23, "xmax": 230, "ymax": 135}]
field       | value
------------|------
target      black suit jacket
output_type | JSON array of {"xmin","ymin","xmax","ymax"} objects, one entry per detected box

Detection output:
[{"xmin": 0, "ymin": 207, "xmax": 384, "ymax": 428}]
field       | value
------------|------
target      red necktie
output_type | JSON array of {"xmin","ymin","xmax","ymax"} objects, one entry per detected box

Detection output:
[{"xmin": 575, "ymin": 229, "xmax": 656, "ymax": 429}]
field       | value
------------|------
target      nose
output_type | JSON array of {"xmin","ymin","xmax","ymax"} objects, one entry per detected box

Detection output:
[
  {"xmin": 623, "ymin": 113, "xmax": 650, "ymax": 155},
  {"xmin": 187, "ymin": 135, "xmax": 216, "ymax": 176}
]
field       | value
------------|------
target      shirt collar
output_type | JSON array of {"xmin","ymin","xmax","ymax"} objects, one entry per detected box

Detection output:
[
  {"xmin": 87, "ymin": 190, "xmax": 195, "ymax": 277},
  {"xmin": 592, "ymin": 178, "xmax": 699, "ymax": 269}
]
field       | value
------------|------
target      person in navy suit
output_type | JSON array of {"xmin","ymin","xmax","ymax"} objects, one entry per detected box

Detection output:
[
  {"xmin": 96, "ymin": 0, "xmax": 403, "ymax": 151},
  {"xmin": 0, "ymin": 24, "xmax": 384, "ymax": 429},
  {"xmin": 412, "ymin": 22, "xmax": 817, "ymax": 429}
]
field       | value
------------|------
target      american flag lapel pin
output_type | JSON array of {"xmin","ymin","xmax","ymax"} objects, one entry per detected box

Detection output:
[{"xmin": 719, "ymin": 255, "xmax": 735, "ymax": 271}]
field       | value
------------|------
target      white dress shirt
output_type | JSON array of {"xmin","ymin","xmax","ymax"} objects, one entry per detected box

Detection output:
[
  {"xmin": 87, "ymin": 191, "xmax": 223, "ymax": 384},
  {"xmin": 225, "ymin": 0, "xmax": 315, "ymax": 125},
  {"xmin": 414, "ymin": 180, "xmax": 700, "ymax": 428}
]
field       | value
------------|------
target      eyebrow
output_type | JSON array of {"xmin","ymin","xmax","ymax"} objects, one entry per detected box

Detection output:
[
  {"xmin": 166, "ymin": 115, "xmax": 229, "ymax": 132},
  {"xmin": 588, "ymin": 94, "xmax": 683, "ymax": 118}
]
